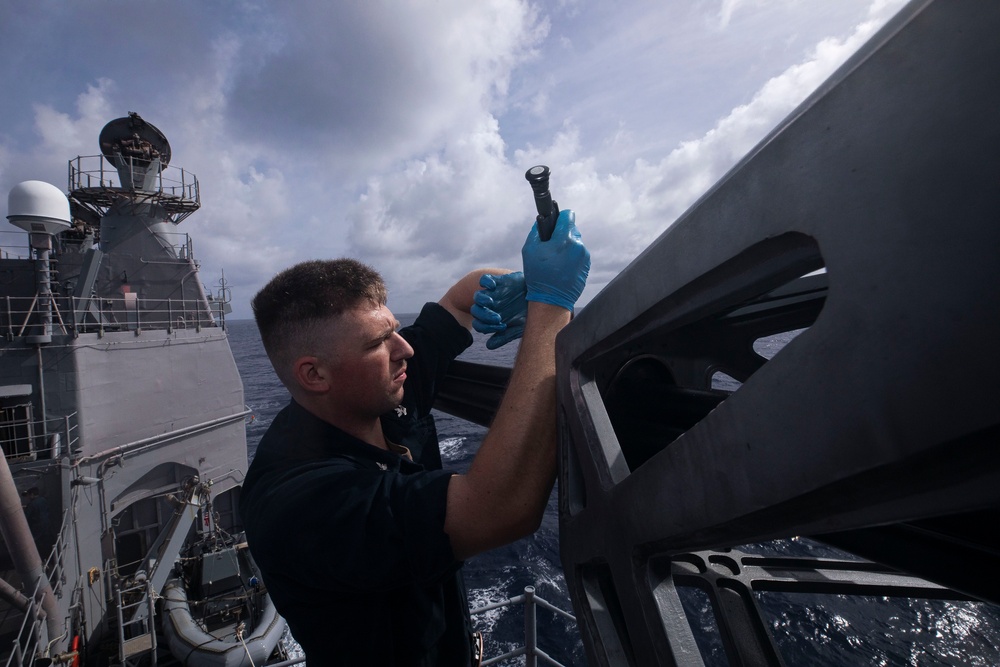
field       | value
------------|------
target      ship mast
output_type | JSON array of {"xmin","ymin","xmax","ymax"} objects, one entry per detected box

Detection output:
[
  {"xmin": 63, "ymin": 112, "xmax": 215, "ymax": 330},
  {"xmin": 72, "ymin": 112, "xmax": 198, "ymax": 221}
]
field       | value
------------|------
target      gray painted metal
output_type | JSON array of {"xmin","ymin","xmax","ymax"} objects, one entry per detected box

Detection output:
[
  {"xmin": 129, "ymin": 487, "xmax": 200, "ymax": 624},
  {"xmin": 553, "ymin": 0, "xmax": 1000, "ymax": 664},
  {"xmin": 0, "ymin": 116, "xmax": 273, "ymax": 666},
  {"xmin": 438, "ymin": 360, "xmax": 512, "ymax": 427}
]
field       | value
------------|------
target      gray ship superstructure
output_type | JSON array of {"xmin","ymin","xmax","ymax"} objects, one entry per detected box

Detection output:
[{"xmin": 1, "ymin": 113, "xmax": 285, "ymax": 666}]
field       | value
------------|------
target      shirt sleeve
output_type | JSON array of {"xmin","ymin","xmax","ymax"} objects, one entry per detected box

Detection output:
[{"xmin": 398, "ymin": 302, "xmax": 473, "ymax": 417}]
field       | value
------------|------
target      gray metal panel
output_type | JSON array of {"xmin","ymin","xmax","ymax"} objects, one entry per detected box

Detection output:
[
  {"xmin": 0, "ymin": 384, "xmax": 32, "ymax": 398},
  {"xmin": 555, "ymin": 1, "xmax": 1000, "ymax": 664}
]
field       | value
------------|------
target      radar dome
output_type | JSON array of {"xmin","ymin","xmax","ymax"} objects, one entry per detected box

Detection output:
[{"xmin": 7, "ymin": 180, "xmax": 71, "ymax": 234}]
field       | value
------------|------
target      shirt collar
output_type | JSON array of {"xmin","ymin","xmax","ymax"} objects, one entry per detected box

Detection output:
[{"xmin": 286, "ymin": 399, "xmax": 418, "ymax": 468}]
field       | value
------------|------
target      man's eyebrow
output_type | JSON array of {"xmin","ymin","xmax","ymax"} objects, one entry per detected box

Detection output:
[{"xmin": 365, "ymin": 320, "xmax": 400, "ymax": 345}]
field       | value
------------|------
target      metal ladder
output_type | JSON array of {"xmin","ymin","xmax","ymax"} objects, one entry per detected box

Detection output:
[{"xmin": 114, "ymin": 579, "xmax": 157, "ymax": 666}]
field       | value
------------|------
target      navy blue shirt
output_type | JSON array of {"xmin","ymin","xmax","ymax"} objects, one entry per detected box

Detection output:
[{"xmin": 241, "ymin": 302, "xmax": 474, "ymax": 666}]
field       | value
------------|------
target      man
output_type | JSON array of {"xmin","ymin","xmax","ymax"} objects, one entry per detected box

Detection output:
[{"xmin": 240, "ymin": 210, "xmax": 589, "ymax": 665}]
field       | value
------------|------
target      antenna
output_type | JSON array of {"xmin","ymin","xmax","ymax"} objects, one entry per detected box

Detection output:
[
  {"xmin": 98, "ymin": 112, "xmax": 171, "ymax": 191},
  {"xmin": 7, "ymin": 181, "xmax": 72, "ymax": 344}
]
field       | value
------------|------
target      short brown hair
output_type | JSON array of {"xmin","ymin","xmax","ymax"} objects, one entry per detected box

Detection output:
[{"xmin": 252, "ymin": 259, "xmax": 388, "ymax": 385}]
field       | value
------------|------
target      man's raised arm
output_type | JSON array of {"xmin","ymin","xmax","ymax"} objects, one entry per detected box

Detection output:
[{"xmin": 444, "ymin": 210, "xmax": 589, "ymax": 559}]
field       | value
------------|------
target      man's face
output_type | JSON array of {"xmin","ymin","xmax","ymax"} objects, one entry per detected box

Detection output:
[{"xmin": 323, "ymin": 303, "xmax": 414, "ymax": 418}]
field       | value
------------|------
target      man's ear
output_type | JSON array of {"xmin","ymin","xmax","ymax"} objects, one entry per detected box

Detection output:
[{"xmin": 291, "ymin": 356, "xmax": 331, "ymax": 394}]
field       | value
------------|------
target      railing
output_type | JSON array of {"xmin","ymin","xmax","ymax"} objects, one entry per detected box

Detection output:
[
  {"xmin": 471, "ymin": 586, "xmax": 576, "ymax": 667},
  {"xmin": 0, "ymin": 293, "xmax": 227, "ymax": 339},
  {"xmin": 3, "ymin": 538, "xmax": 572, "ymax": 667},
  {"xmin": 0, "ymin": 411, "xmax": 78, "ymax": 462},
  {"xmin": 245, "ymin": 585, "xmax": 577, "ymax": 667},
  {"xmin": 2, "ymin": 505, "xmax": 72, "ymax": 667},
  {"xmin": 68, "ymin": 154, "xmax": 200, "ymax": 222},
  {"xmin": 70, "ymin": 152, "xmax": 200, "ymax": 198},
  {"xmin": 0, "ymin": 228, "xmax": 197, "ymax": 263},
  {"xmin": 0, "ymin": 230, "xmax": 31, "ymax": 261}
]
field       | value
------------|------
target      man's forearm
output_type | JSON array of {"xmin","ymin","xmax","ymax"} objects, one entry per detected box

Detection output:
[
  {"xmin": 439, "ymin": 268, "xmax": 513, "ymax": 330},
  {"xmin": 445, "ymin": 302, "xmax": 569, "ymax": 559},
  {"xmin": 444, "ymin": 208, "xmax": 588, "ymax": 559}
]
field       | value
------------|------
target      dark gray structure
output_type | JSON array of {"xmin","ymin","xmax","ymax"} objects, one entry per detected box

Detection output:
[
  {"xmin": 551, "ymin": 0, "xmax": 1000, "ymax": 664},
  {"xmin": 438, "ymin": 0, "xmax": 1000, "ymax": 664}
]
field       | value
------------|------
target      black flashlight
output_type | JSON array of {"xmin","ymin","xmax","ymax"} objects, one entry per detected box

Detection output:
[{"xmin": 525, "ymin": 165, "xmax": 560, "ymax": 242}]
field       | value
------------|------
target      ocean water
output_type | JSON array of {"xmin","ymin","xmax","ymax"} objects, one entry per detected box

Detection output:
[{"xmin": 226, "ymin": 318, "xmax": 999, "ymax": 666}]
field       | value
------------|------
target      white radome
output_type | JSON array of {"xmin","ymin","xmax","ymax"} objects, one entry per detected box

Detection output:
[{"xmin": 7, "ymin": 180, "xmax": 72, "ymax": 234}]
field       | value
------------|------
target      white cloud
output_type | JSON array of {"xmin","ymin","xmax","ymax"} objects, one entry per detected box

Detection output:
[
  {"xmin": 344, "ymin": 113, "xmax": 525, "ymax": 310},
  {"xmin": 490, "ymin": 0, "xmax": 907, "ymax": 302},
  {"xmin": 32, "ymin": 82, "xmax": 113, "ymax": 159},
  {"xmin": 224, "ymin": 1, "xmax": 546, "ymax": 176},
  {"xmin": 0, "ymin": 0, "xmax": 908, "ymax": 317},
  {"xmin": 718, "ymin": 0, "xmax": 750, "ymax": 29}
]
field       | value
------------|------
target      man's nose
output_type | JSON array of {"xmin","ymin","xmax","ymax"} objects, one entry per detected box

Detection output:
[{"xmin": 391, "ymin": 332, "xmax": 414, "ymax": 361}]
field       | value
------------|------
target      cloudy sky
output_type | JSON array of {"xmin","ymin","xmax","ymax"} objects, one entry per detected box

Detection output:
[{"xmin": 0, "ymin": 0, "xmax": 907, "ymax": 319}]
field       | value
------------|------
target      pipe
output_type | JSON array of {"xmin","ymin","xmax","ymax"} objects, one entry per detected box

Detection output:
[
  {"xmin": 73, "ymin": 409, "xmax": 249, "ymax": 467},
  {"xmin": 37, "ymin": 345, "xmax": 48, "ymax": 441},
  {"xmin": 0, "ymin": 446, "xmax": 61, "ymax": 643},
  {"xmin": 524, "ymin": 586, "xmax": 537, "ymax": 667},
  {"xmin": 0, "ymin": 572, "xmax": 33, "ymax": 612}
]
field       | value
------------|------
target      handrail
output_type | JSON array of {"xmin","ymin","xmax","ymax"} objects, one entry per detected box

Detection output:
[
  {"xmin": 73, "ymin": 408, "xmax": 250, "ymax": 467},
  {"xmin": 1, "ymin": 538, "xmax": 573, "ymax": 667},
  {"xmin": 0, "ymin": 229, "xmax": 197, "ymax": 260},
  {"xmin": 2, "ymin": 506, "xmax": 71, "ymax": 667},
  {"xmin": 0, "ymin": 411, "xmax": 79, "ymax": 462},
  {"xmin": 0, "ymin": 293, "xmax": 227, "ymax": 338},
  {"xmin": 0, "ymin": 230, "xmax": 32, "ymax": 260},
  {"xmin": 211, "ymin": 584, "xmax": 577, "ymax": 667},
  {"xmin": 69, "ymin": 154, "xmax": 200, "ymax": 210},
  {"xmin": 471, "ymin": 586, "xmax": 576, "ymax": 667}
]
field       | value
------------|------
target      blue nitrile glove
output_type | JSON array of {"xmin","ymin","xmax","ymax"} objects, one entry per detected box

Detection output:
[
  {"xmin": 472, "ymin": 272, "xmax": 527, "ymax": 349},
  {"xmin": 522, "ymin": 209, "xmax": 590, "ymax": 311}
]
